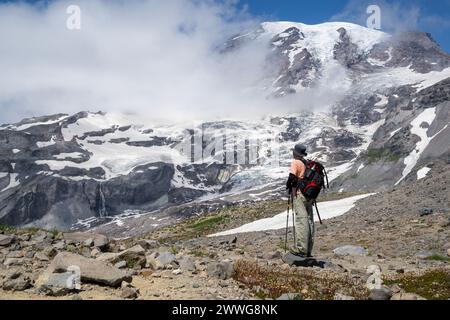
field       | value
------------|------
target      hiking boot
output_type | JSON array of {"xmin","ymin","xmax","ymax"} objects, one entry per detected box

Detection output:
[{"xmin": 289, "ymin": 249, "xmax": 308, "ymax": 258}]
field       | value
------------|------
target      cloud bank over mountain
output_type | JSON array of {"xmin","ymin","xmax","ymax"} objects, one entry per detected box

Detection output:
[{"xmin": 0, "ymin": 0, "xmax": 355, "ymax": 125}]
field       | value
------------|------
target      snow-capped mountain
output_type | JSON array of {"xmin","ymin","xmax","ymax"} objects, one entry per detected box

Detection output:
[{"xmin": 1, "ymin": 21, "xmax": 449, "ymax": 232}]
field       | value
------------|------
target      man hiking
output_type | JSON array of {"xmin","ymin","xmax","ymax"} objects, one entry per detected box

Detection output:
[{"xmin": 286, "ymin": 144, "xmax": 315, "ymax": 258}]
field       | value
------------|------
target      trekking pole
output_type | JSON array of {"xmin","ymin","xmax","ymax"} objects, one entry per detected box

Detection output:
[
  {"xmin": 314, "ymin": 200, "xmax": 323, "ymax": 225},
  {"xmin": 284, "ymin": 192, "xmax": 291, "ymax": 253},
  {"xmin": 291, "ymin": 192, "xmax": 297, "ymax": 248}
]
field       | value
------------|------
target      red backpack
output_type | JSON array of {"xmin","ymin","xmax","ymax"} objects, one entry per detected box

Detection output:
[{"xmin": 298, "ymin": 160, "xmax": 329, "ymax": 200}]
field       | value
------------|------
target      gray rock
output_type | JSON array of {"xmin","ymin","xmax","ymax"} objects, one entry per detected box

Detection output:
[
  {"xmin": 83, "ymin": 239, "xmax": 94, "ymax": 247},
  {"xmin": 53, "ymin": 241, "xmax": 66, "ymax": 250},
  {"xmin": 43, "ymin": 247, "xmax": 58, "ymax": 259},
  {"xmin": 277, "ymin": 293, "xmax": 302, "ymax": 300},
  {"xmin": 115, "ymin": 245, "xmax": 146, "ymax": 268},
  {"xmin": 2, "ymin": 277, "xmax": 32, "ymax": 291},
  {"xmin": 207, "ymin": 261, "xmax": 234, "ymax": 280},
  {"xmin": 0, "ymin": 234, "xmax": 14, "ymax": 246},
  {"xmin": 18, "ymin": 234, "xmax": 31, "ymax": 242},
  {"xmin": 115, "ymin": 261, "xmax": 127, "ymax": 269},
  {"xmin": 391, "ymin": 292, "xmax": 427, "ymax": 300},
  {"xmin": 43, "ymin": 252, "xmax": 131, "ymax": 287},
  {"xmin": 39, "ymin": 272, "xmax": 79, "ymax": 296},
  {"xmin": 415, "ymin": 251, "xmax": 434, "ymax": 260},
  {"xmin": 96, "ymin": 252, "xmax": 119, "ymax": 263},
  {"xmin": 35, "ymin": 252, "xmax": 50, "ymax": 262},
  {"xmin": 4, "ymin": 258, "xmax": 24, "ymax": 266},
  {"xmin": 7, "ymin": 251, "xmax": 24, "ymax": 258},
  {"xmin": 80, "ymin": 246, "xmax": 92, "ymax": 258},
  {"xmin": 172, "ymin": 268, "xmax": 182, "ymax": 275},
  {"xmin": 369, "ymin": 288, "xmax": 393, "ymax": 300},
  {"xmin": 333, "ymin": 245, "xmax": 369, "ymax": 257},
  {"xmin": 419, "ymin": 207, "xmax": 434, "ymax": 217},
  {"xmin": 1, "ymin": 271, "xmax": 32, "ymax": 291},
  {"xmin": 121, "ymin": 286, "xmax": 139, "ymax": 299},
  {"xmin": 137, "ymin": 239, "xmax": 159, "ymax": 250},
  {"xmin": 264, "ymin": 251, "xmax": 282, "ymax": 260},
  {"xmin": 179, "ymin": 257, "xmax": 196, "ymax": 272},
  {"xmin": 334, "ymin": 293, "xmax": 355, "ymax": 300},
  {"xmin": 147, "ymin": 252, "xmax": 177, "ymax": 270},
  {"xmin": 63, "ymin": 233, "xmax": 109, "ymax": 249},
  {"xmin": 91, "ymin": 248, "xmax": 101, "ymax": 258}
]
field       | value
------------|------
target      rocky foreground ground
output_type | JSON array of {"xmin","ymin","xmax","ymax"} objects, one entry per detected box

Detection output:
[{"xmin": 0, "ymin": 164, "xmax": 449, "ymax": 300}]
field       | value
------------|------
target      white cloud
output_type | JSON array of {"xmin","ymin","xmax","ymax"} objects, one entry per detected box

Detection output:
[
  {"xmin": 0, "ymin": 0, "xmax": 265, "ymax": 124},
  {"xmin": 0, "ymin": 0, "xmax": 350, "ymax": 125}
]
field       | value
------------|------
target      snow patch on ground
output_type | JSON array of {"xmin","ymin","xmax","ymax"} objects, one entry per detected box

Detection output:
[
  {"xmin": 417, "ymin": 167, "xmax": 431, "ymax": 180},
  {"xmin": 359, "ymin": 67, "xmax": 450, "ymax": 92},
  {"xmin": 54, "ymin": 152, "xmax": 84, "ymax": 160},
  {"xmin": 390, "ymin": 128, "xmax": 402, "ymax": 138},
  {"xmin": 396, "ymin": 108, "xmax": 437, "ymax": 185},
  {"xmin": 37, "ymin": 136, "xmax": 57, "ymax": 148},
  {"xmin": 210, "ymin": 194, "xmax": 374, "ymax": 237},
  {"xmin": 375, "ymin": 94, "xmax": 388, "ymax": 107},
  {"xmin": 0, "ymin": 173, "xmax": 20, "ymax": 192}
]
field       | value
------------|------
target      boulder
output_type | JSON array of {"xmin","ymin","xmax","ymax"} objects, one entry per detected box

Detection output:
[
  {"xmin": 1, "ymin": 271, "xmax": 32, "ymax": 291},
  {"xmin": 96, "ymin": 252, "xmax": 119, "ymax": 263},
  {"xmin": 41, "ymin": 252, "xmax": 131, "ymax": 288},
  {"xmin": 63, "ymin": 233, "xmax": 109, "ymax": 249},
  {"xmin": 0, "ymin": 234, "xmax": 14, "ymax": 246},
  {"xmin": 369, "ymin": 287, "xmax": 393, "ymax": 300},
  {"xmin": 157, "ymin": 252, "xmax": 177, "ymax": 266},
  {"xmin": 7, "ymin": 251, "xmax": 24, "ymax": 258},
  {"xmin": 39, "ymin": 272, "xmax": 79, "ymax": 296},
  {"xmin": 4, "ymin": 258, "xmax": 24, "ymax": 267},
  {"xmin": 83, "ymin": 239, "xmax": 94, "ymax": 247},
  {"xmin": 207, "ymin": 261, "xmax": 234, "ymax": 280},
  {"xmin": 35, "ymin": 252, "xmax": 50, "ymax": 262},
  {"xmin": 147, "ymin": 252, "xmax": 177, "ymax": 270},
  {"xmin": 116, "ymin": 245, "xmax": 146, "ymax": 268},
  {"xmin": 91, "ymin": 248, "xmax": 101, "ymax": 258},
  {"xmin": 52, "ymin": 241, "xmax": 66, "ymax": 250},
  {"xmin": 333, "ymin": 245, "xmax": 368, "ymax": 257},
  {"xmin": 179, "ymin": 257, "xmax": 196, "ymax": 272},
  {"xmin": 120, "ymin": 286, "xmax": 139, "ymax": 299},
  {"xmin": 447, "ymin": 249, "xmax": 450, "ymax": 257},
  {"xmin": 391, "ymin": 292, "xmax": 427, "ymax": 300}
]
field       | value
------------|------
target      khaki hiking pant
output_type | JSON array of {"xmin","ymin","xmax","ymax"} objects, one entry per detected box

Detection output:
[{"xmin": 293, "ymin": 194, "xmax": 315, "ymax": 256}]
